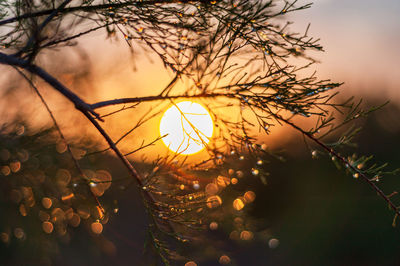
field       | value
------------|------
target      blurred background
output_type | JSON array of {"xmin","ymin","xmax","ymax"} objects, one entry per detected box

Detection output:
[{"xmin": 1, "ymin": 0, "xmax": 400, "ymax": 265}]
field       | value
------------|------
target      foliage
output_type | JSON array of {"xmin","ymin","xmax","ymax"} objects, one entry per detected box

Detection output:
[{"xmin": 0, "ymin": 0, "xmax": 399, "ymax": 264}]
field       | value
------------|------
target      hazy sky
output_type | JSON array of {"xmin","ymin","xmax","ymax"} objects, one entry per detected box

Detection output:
[
  {"xmin": 1, "ymin": 0, "xmax": 399, "ymax": 157},
  {"xmin": 290, "ymin": 0, "xmax": 400, "ymax": 101},
  {"xmin": 77, "ymin": 0, "xmax": 400, "ymax": 103}
]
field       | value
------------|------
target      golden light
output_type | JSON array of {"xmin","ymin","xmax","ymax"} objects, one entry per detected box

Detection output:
[
  {"xmin": 233, "ymin": 198, "xmax": 245, "ymax": 211},
  {"xmin": 209, "ymin": 221, "xmax": 218, "ymax": 230},
  {"xmin": 219, "ymin": 255, "xmax": 231, "ymax": 265},
  {"xmin": 206, "ymin": 195, "xmax": 222, "ymax": 208},
  {"xmin": 159, "ymin": 101, "xmax": 214, "ymax": 155},
  {"xmin": 42, "ymin": 221, "xmax": 54, "ymax": 234},
  {"xmin": 41, "ymin": 197, "xmax": 52, "ymax": 209},
  {"xmin": 240, "ymin": 230, "xmax": 254, "ymax": 241},
  {"xmin": 91, "ymin": 221, "xmax": 103, "ymax": 234},
  {"xmin": 243, "ymin": 191, "xmax": 256, "ymax": 203}
]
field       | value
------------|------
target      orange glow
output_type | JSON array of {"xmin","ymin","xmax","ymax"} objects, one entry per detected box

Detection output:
[
  {"xmin": 243, "ymin": 191, "xmax": 256, "ymax": 203},
  {"xmin": 42, "ymin": 197, "xmax": 52, "ymax": 209},
  {"xmin": 209, "ymin": 221, "xmax": 218, "ymax": 230},
  {"xmin": 91, "ymin": 222, "xmax": 103, "ymax": 234},
  {"xmin": 219, "ymin": 255, "xmax": 231, "ymax": 265},
  {"xmin": 205, "ymin": 183, "xmax": 219, "ymax": 196},
  {"xmin": 206, "ymin": 195, "xmax": 222, "ymax": 208},
  {"xmin": 61, "ymin": 193, "xmax": 75, "ymax": 202},
  {"xmin": 233, "ymin": 198, "xmax": 245, "ymax": 211},
  {"xmin": 42, "ymin": 221, "xmax": 54, "ymax": 234},
  {"xmin": 240, "ymin": 230, "xmax": 254, "ymax": 241},
  {"xmin": 159, "ymin": 101, "xmax": 214, "ymax": 155}
]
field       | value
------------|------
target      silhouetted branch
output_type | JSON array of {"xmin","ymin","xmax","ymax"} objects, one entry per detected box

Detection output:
[
  {"xmin": 0, "ymin": 52, "xmax": 102, "ymax": 121},
  {"xmin": 0, "ymin": 0, "xmax": 198, "ymax": 26},
  {"xmin": 15, "ymin": 67, "xmax": 105, "ymax": 214}
]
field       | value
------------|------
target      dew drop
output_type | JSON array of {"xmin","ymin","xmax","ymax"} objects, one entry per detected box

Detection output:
[
  {"xmin": 311, "ymin": 150, "xmax": 317, "ymax": 158},
  {"xmin": 42, "ymin": 221, "xmax": 54, "ymax": 234},
  {"xmin": 251, "ymin": 168, "xmax": 259, "ymax": 176},
  {"xmin": 243, "ymin": 191, "xmax": 256, "ymax": 203},
  {"xmin": 69, "ymin": 213, "xmax": 81, "ymax": 227},
  {"xmin": 1, "ymin": 166, "xmax": 11, "ymax": 176},
  {"xmin": 269, "ymin": 238, "xmax": 280, "ymax": 248},
  {"xmin": 10, "ymin": 161, "xmax": 21, "ymax": 173},
  {"xmin": 236, "ymin": 170, "xmax": 244, "ymax": 178},
  {"xmin": 91, "ymin": 222, "xmax": 103, "ymax": 234},
  {"xmin": 14, "ymin": 228, "xmax": 25, "ymax": 240},
  {"xmin": 42, "ymin": 197, "xmax": 52, "ymax": 209},
  {"xmin": 209, "ymin": 221, "xmax": 218, "ymax": 230},
  {"xmin": 216, "ymin": 175, "xmax": 230, "ymax": 188},
  {"xmin": 206, "ymin": 195, "xmax": 222, "ymax": 208},
  {"xmin": 219, "ymin": 255, "xmax": 231, "ymax": 265},
  {"xmin": 205, "ymin": 183, "xmax": 219, "ymax": 196},
  {"xmin": 193, "ymin": 182, "xmax": 200, "ymax": 190},
  {"xmin": 233, "ymin": 198, "xmax": 245, "ymax": 211},
  {"xmin": 19, "ymin": 204, "xmax": 27, "ymax": 216},
  {"xmin": 261, "ymin": 144, "xmax": 268, "ymax": 150},
  {"xmin": 240, "ymin": 230, "xmax": 253, "ymax": 240},
  {"xmin": 0, "ymin": 232, "xmax": 9, "ymax": 243}
]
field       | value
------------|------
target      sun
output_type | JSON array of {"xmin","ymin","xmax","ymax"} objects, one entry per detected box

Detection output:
[{"xmin": 159, "ymin": 101, "xmax": 214, "ymax": 155}]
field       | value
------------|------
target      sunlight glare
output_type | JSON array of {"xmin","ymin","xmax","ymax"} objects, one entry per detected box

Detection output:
[{"xmin": 159, "ymin": 101, "xmax": 213, "ymax": 155}]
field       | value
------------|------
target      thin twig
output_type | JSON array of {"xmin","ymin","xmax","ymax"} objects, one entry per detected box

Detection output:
[{"xmin": 15, "ymin": 68, "xmax": 104, "ymax": 214}]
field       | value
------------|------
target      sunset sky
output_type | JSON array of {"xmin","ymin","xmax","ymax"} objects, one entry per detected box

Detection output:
[
  {"xmin": 1, "ymin": 2, "xmax": 400, "ymax": 265},
  {"xmin": 1, "ymin": 0, "xmax": 399, "ymax": 156},
  {"xmin": 291, "ymin": 0, "xmax": 400, "ymax": 101}
]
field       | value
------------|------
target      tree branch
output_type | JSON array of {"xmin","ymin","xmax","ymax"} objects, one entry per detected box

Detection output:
[
  {"xmin": 0, "ymin": 0, "xmax": 197, "ymax": 26},
  {"xmin": 90, "ymin": 93, "xmax": 233, "ymax": 109},
  {"xmin": 0, "ymin": 52, "xmax": 102, "ymax": 121},
  {"xmin": 0, "ymin": 51, "xmax": 174, "ymax": 232},
  {"xmin": 15, "ymin": 68, "xmax": 105, "ymax": 215},
  {"xmin": 271, "ymin": 111, "xmax": 400, "ymax": 216}
]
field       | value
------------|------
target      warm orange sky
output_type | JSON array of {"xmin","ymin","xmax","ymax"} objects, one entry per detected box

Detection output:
[
  {"xmin": 83, "ymin": 0, "xmax": 400, "ymax": 158},
  {"xmin": 77, "ymin": 0, "xmax": 400, "ymax": 102},
  {"xmin": 1, "ymin": 0, "xmax": 399, "ymax": 160}
]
